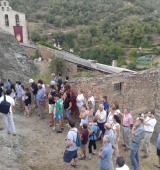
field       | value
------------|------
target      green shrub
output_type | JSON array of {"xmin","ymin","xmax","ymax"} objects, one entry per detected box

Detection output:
[
  {"xmin": 50, "ymin": 56, "xmax": 65, "ymax": 75},
  {"xmin": 38, "ymin": 42, "xmax": 59, "ymax": 50}
]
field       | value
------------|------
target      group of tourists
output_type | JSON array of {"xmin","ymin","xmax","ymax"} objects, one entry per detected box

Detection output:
[{"xmin": 0, "ymin": 74, "xmax": 159, "ymax": 170}]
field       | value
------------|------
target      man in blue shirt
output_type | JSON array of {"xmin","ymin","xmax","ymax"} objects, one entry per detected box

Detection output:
[
  {"xmin": 154, "ymin": 134, "xmax": 160, "ymax": 168},
  {"xmin": 6, "ymin": 79, "xmax": 11, "ymax": 90},
  {"xmin": 36, "ymin": 84, "xmax": 45, "ymax": 119},
  {"xmin": 100, "ymin": 96, "xmax": 109, "ymax": 118},
  {"xmin": 98, "ymin": 135, "xmax": 112, "ymax": 170},
  {"xmin": 17, "ymin": 81, "xmax": 24, "ymax": 111}
]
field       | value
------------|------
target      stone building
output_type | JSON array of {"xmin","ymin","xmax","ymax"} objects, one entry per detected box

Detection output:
[
  {"xmin": 0, "ymin": 0, "xmax": 28, "ymax": 44},
  {"xmin": 37, "ymin": 44, "xmax": 134, "ymax": 77}
]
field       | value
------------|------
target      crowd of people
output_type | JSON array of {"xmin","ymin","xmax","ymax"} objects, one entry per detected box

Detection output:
[{"xmin": 0, "ymin": 74, "xmax": 159, "ymax": 170}]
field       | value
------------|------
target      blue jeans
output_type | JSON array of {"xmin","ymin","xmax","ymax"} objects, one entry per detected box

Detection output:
[
  {"xmin": 97, "ymin": 122, "xmax": 105, "ymax": 136},
  {"xmin": 130, "ymin": 142, "xmax": 140, "ymax": 170},
  {"xmin": 65, "ymin": 110, "xmax": 71, "ymax": 118}
]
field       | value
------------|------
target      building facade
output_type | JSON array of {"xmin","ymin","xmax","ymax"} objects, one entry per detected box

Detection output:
[{"xmin": 0, "ymin": 0, "xmax": 28, "ymax": 44}]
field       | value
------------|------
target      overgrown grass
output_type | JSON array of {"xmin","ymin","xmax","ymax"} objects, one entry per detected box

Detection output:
[
  {"xmin": 73, "ymin": 72, "xmax": 95, "ymax": 78},
  {"xmin": 31, "ymin": 75, "xmax": 50, "ymax": 85},
  {"xmin": 29, "ymin": 166, "xmax": 40, "ymax": 170},
  {"xmin": 38, "ymin": 42, "xmax": 60, "ymax": 50}
]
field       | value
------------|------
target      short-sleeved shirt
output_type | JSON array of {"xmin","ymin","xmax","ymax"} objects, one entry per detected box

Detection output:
[
  {"xmin": 157, "ymin": 134, "xmax": 160, "ymax": 149},
  {"xmin": 123, "ymin": 113, "xmax": 133, "ymax": 127},
  {"xmin": 132, "ymin": 124, "xmax": 144, "ymax": 144},
  {"xmin": 64, "ymin": 98, "xmax": 72, "ymax": 110},
  {"xmin": 81, "ymin": 129, "xmax": 89, "ymax": 145},
  {"xmin": 76, "ymin": 94, "xmax": 84, "ymax": 107},
  {"xmin": 56, "ymin": 99, "xmax": 63, "ymax": 114},
  {"xmin": 31, "ymin": 82, "xmax": 38, "ymax": 95},
  {"xmin": 90, "ymin": 124, "xmax": 98, "ymax": 140},
  {"xmin": 49, "ymin": 91, "xmax": 56, "ymax": 104},
  {"xmin": 66, "ymin": 128, "xmax": 78, "ymax": 151},
  {"xmin": 25, "ymin": 92, "xmax": 31, "ymax": 105},
  {"xmin": 116, "ymin": 164, "xmax": 130, "ymax": 170},
  {"xmin": 144, "ymin": 116, "xmax": 157, "ymax": 132},
  {"xmin": 104, "ymin": 102, "xmax": 109, "ymax": 112},
  {"xmin": 88, "ymin": 96, "xmax": 95, "ymax": 109},
  {"xmin": 95, "ymin": 109, "xmax": 106, "ymax": 123},
  {"xmin": 104, "ymin": 130, "xmax": 115, "ymax": 146},
  {"xmin": 17, "ymin": 85, "xmax": 22, "ymax": 98},
  {"xmin": 99, "ymin": 143, "xmax": 112, "ymax": 169},
  {"xmin": 0, "ymin": 95, "xmax": 15, "ymax": 113}
]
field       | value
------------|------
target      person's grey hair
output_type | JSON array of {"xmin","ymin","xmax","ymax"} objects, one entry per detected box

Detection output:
[
  {"xmin": 104, "ymin": 135, "xmax": 110, "ymax": 143},
  {"xmin": 51, "ymin": 73, "xmax": 55, "ymax": 77},
  {"xmin": 125, "ymin": 108, "xmax": 130, "ymax": 113},
  {"xmin": 88, "ymin": 91, "xmax": 93, "ymax": 95},
  {"xmin": 99, "ymin": 104, "xmax": 104, "ymax": 109}
]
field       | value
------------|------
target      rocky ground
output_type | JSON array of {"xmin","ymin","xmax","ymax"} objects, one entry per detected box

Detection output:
[{"xmin": 0, "ymin": 106, "xmax": 159, "ymax": 170}]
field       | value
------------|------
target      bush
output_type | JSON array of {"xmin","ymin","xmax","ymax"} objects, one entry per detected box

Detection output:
[
  {"xmin": 50, "ymin": 56, "xmax": 65, "ymax": 75},
  {"xmin": 127, "ymin": 62, "xmax": 137, "ymax": 70},
  {"xmin": 38, "ymin": 42, "xmax": 59, "ymax": 50}
]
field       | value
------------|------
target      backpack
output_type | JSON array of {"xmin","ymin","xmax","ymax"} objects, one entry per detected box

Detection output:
[
  {"xmin": 89, "ymin": 124, "xmax": 101, "ymax": 139},
  {"xmin": 0, "ymin": 95, "xmax": 11, "ymax": 114},
  {"xmin": 71, "ymin": 130, "xmax": 82, "ymax": 147}
]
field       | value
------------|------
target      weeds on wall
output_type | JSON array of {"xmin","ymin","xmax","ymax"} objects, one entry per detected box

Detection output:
[
  {"xmin": 50, "ymin": 56, "xmax": 65, "ymax": 75},
  {"xmin": 73, "ymin": 71, "xmax": 95, "ymax": 78}
]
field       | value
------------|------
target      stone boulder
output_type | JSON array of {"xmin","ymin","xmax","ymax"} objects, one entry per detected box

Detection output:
[{"xmin": 0, "ymin": 28, "xmax": 35, "ymax": 82}]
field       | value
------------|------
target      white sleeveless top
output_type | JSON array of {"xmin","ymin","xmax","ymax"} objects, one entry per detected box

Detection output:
[{"xmin": 112, "ymin": 122, "xmax": 120, "ymax": 141}]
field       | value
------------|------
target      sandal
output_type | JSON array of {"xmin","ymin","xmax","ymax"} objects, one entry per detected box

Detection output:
[{"xmin": 70, "ymin": 163, "xmax": 77, "ymax": 168}]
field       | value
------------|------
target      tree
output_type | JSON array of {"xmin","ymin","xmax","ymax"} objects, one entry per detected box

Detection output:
[{"xmin": 30, "ymin": 31, "xmax": 41, "ymax": 43}]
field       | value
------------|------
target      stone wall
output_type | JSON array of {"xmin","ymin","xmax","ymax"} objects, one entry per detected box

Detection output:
[
  {"xmin": 22, "ymin": 46, "xmax": 36, "ymax": 57},
  {"xmin": 70, "ymin": 69, "xmax": 160, "ymax": 113},
  {"xmin": 36, "ymin": 44, "xmax": 52, "ymax": 60}
]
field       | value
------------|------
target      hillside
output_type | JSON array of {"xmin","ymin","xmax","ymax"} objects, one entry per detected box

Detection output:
[
  {"xmin": 7, "ymin": 0, "xmax": 160, "ymax": 68},
  {"xmin": 0, "ymin": 28, "xmax": 35, "ymax": 82}
]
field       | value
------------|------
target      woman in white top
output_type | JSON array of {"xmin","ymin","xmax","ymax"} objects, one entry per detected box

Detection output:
[
  {"xmin": 79, "ymin": 104, "xmax": 89, "ymax": 133},
  {"xmin": 10, "ymin": 84, "xmax": 16, "ymax": 101},
  {"xmin": 113, "ymin": 101, "xmax": 121, "ymax": 118},
  {"xmin": 76, "ymin": 89, "xmax": 84, "ymax": 113},
  {"xmin": 112, "ymin": 114, "xmax": 121, "ymax": 160},
  {"xmin": 107, "ymin": 107, "xmax": 116, "ymax": 124}
]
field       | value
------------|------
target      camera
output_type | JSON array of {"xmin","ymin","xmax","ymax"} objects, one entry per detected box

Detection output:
[{"xmin": 139, "ymin": 113, "xmax": 142, "ymax": 116}]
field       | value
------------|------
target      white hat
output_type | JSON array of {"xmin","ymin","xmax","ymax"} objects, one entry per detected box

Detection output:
[{"xmin": 29, "ymin": 79, "xmax": 34, "ymax": 83}]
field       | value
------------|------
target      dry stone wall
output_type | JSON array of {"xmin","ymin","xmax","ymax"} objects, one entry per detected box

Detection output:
[{"xmin": 71, "ymin": 69, "xmax": 160, "ymax": 113}]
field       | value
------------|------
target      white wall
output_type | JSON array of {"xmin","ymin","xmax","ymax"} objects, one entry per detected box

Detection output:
[{"xmin": 0, "ymin": 0, "xmax": 29, "ymax": 44}]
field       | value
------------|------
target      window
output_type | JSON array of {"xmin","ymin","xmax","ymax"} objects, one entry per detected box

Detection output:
[
  {"xmin": 5, "ymin": 14, "xmax": 9, "ymax": 26},
  {"xmin": 15, "ymin": 14, "xmax": 19, "ymax": 26},
  {"xmin": 2, "ymin": 7, "xmax": 4, "ymax": 11},
  {"xmin": 113, "ymin": 82, "xmax": 123, "ymax": 93},
  {"xmin": 7, "ymin": 7, "xmax": 9, "ymax": 11},
  {"xmin": 4, "ymin": 2, "xmax": 6, "ymax": 6}
]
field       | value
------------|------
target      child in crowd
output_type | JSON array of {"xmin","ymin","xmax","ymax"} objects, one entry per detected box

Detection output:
[
  {"xmin": 88, "ymin": 117, "xmax": 98, "ymax": 159},
  {"xmin": 48, "ymin": 85, "xmax": 56, "ymax": 127},
  {"xmin": 55, "ymin": 93, "xmax": 64, "ymax": 133},
  {"xmin": 79, "ymin": 123, "xmax": 89, "ymax": 160},
  {"xmin": 24, "ymin": 88, "xmax": 32, "ymax": 118},
  {"xmin": 79, "ymin": 104, "xmax": 89, "ymax": 133}
]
